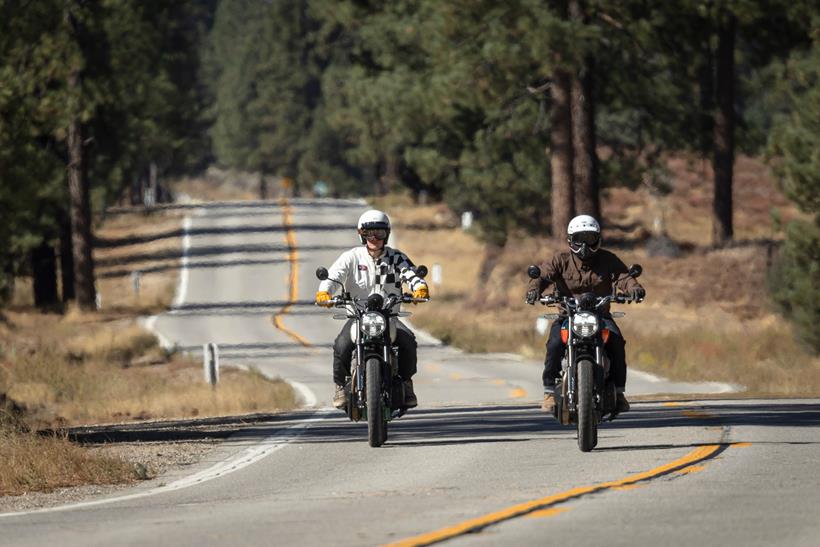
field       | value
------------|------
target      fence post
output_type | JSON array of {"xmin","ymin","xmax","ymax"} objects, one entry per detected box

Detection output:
[{"xmin": 203, "ymin": 343, "xmax": 219, "ymax": 386}]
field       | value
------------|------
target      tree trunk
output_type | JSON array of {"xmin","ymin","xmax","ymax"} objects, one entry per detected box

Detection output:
[
  {"xmin": 0, "ymin": 261, "xmax": 13, "ymax": 304},
  {"xmin": 571, "ymin": 64, "xmax": 599, "ymax": 219},
  {"xmin": 569, "ymin": 0, "xmax": 600, "ymax": 220},
  {"xmin": 67, "ymin": 114, "xmax": 96, "ymax": 309},
  {"xmin": 477, "ymin": 240, "xmax": 506, "ymax": 287},
  {"xmin": 712, "ymin": 12, "xmax": 735, "ymax": 247},
  {"xmin": 550, "ymin": 68, "xmax": 575, "ymax": 241},
  {"xmin": 31, "ymin": 241, "xmax": 59, "ymax": 310},
  {"xmin": 59, "ymin": 210, "xmax": 75, "ymax": 302}
]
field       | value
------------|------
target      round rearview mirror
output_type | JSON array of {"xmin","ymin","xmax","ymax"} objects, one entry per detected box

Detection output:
[
  {"xmin": 527, "ymin": 265, "xmax": 541, "ymax": 279},
  {"xmin": 628, "ymin": 264, "xmax": 643, "ymax": 278},
  {"xmin": 316, "ymin": 267, "xmax": 329, "ymax": 281},
  {"xmin": 416, "ymin": 265, "xmax": 428, "ymax": 279}
]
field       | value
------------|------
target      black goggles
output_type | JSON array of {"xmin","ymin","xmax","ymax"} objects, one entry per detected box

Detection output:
[
  {"xmin": 361, "ymin": 228, "xmax": 388, "ymax": 241},
  {"xmin": 569, "ymin": 231, "xmax": 600, "ymax": 248}
]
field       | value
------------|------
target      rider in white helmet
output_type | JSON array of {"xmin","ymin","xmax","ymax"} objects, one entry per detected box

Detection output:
[
  {"xmin": 316, "ymin": 210, "xmax": 429, "ymax": 409},
  {"xmin": 526, "ymin": 214, "xmax": 646, "ymax": 415}
]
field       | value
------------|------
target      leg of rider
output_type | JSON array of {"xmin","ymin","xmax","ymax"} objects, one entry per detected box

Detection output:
[
  {"xmin": 603, "ymin": 318, "xmax": 626, "ymax": 390},
  {"xmin": 395, "ymin": 321, "xmax": 418, "ymax": 406},
  {"xmin": 332, "ymin": 319, "xmax": 356, "ymax": 386},
  {"xmin": 543, "ymin": 319, "xmax": 564, "ymax": 389},
  {"xmin": 395, "ymin": 321, "xmax": 418, "ymax": 380},
  {"xmin": 603, "ymin": 318, "xmax": 629, "ymax": 412}
]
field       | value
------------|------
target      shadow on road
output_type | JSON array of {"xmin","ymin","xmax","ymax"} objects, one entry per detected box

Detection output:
[
  {"xmin": 61, "ymin": 401, "xmax": 820, "ymax": 448},
  {"xmin": 100, "ymin": 258, "xmax": 291, "ymax": 278},
  {"xmin": 96, "ymin": 243, "xmax": 350, "ymax": 268},
  {"xmin": 95, "ymin": 223, "xmax": 353, "ymax": 249}
]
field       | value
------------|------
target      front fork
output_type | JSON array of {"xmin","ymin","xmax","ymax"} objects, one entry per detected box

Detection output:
[
  {"xmin": 355, "ymin": 342, "xmax": 365, "ymax": 409},
  {"xmin": 566, "ymin": 345, "xmax": 604, "ymax": 414}
]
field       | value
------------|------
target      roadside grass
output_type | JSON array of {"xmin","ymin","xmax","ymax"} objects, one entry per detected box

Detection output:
[
  {"xmin": 0, "ymin": 425, "xmax": 136, "ymax": 497},
  {"xmin": 380, "ymin": 156, "xmax": 820, "ymax": 395},
  {"xmin": 2, "ymin": 311, "xmax": 297, "ymax": 427}
]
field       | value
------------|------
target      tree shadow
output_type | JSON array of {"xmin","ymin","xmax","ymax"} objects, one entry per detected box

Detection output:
[
  {"xmin": 95, "ymin": 223, "xmax": 353, "ymax": 249},
  {"xmin": 57, "ymin": 401, "xmax": 820, "ymax": 449},
  {"xmin": 96, "ymin": 243, "xmax": 349, "ymax": 267},
  {"xmin": 99, "ymin": 258, "xmax": 291, "ymax": 278}
]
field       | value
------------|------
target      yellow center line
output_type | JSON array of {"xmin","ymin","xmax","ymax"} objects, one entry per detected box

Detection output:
[
  {"xmin": 384, "ymin": 443, "xmax": 728, "ymax": 547},
  {"xmin": 675, "ymin": 464, "xmax": 706, "ymax": 475},
  {"xmin": 509, "ymin": 388, "xmax": 528, "ymax": 399},
  {"xmin": 525, "ymin": 507, "xmax": 570, "ymax": 519},
  {"xmin": 271, "ymin": 197, "xmax": 312, "ymax": 347}
]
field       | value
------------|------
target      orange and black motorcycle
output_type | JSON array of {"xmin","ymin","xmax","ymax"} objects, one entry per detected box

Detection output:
[{"xmin": 527, "ymin": 264, "xmax": 643, "ymax": 452}]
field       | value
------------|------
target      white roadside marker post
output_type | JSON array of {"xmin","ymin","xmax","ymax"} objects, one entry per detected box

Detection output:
[
  {"xmin": 431, "ymin": 263, "xmax": 442, "ymax": 287},
  {"xmin": 461, "ymin": 211, "xmax": 473, "ymax": 230},
  {"xmin": 203, "ymin": 343, "xmax": 220, "ymax": 387},
  {"xmin": 131, "ymin": 270, "xmax": 141, "ymax": 298},
  {"xmin": 535, "ymin": 316, "xmax": 549, "ymax": 336}
]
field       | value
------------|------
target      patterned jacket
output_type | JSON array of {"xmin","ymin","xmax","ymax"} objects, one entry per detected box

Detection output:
[{"xmin": 318, "ymin": 246, "xmax": 428, "ymax": 303}]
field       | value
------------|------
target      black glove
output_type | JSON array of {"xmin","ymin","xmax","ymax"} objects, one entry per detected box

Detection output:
[
  {"xmin": 630, "ymin": 287, "xmax": 646, "ymax": 301},
  {"xmin": 526, "ymin": 289, "xmax": 539, "ymax": 305}
]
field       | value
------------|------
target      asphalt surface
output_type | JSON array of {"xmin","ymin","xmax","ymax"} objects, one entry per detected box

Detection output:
[{"xmin": 2, "ymin": 199, "xmax": 819, "ymax": 547}]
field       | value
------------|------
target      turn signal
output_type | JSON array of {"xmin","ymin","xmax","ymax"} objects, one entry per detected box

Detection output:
[
  {"xmin": 602, "ymin": 328, "xmax": 610, "ymax": 343},
  {"xmin": 560, "ymin": 327, "xmax": 569, "ymax": 344}
]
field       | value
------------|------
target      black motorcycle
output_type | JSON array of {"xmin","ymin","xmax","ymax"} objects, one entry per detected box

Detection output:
[
  {"xmin": 315, "ymin": 266, "xmax": 428, "ymax": 447},
  {"xmin": 527, "ymin": 264, "xmax": 643, "ymax": 452}
]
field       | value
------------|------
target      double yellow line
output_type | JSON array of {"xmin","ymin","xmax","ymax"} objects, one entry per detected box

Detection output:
[
  {"xmin": 386, "ymin": 443, "xmax": 732, "ymax": 547},
  {"xmin": 271, "ymin": 197, "xmax": 312, "ymax": 347}
]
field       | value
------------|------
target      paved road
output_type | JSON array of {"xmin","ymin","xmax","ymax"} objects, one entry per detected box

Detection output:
[{"xmin": 2, "ymin": 199, "xmax": 819, "ymax": 547}]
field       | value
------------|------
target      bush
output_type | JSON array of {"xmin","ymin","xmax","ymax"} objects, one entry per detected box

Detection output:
[{"xmin": 769, "ymin": 217, "xmax": 820, "ymax": 353}]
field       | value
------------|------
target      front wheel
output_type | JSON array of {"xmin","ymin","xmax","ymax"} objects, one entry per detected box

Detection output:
[
  {"xmin": 366, "ymin": 358, "xmax": 387, "ymax": 447},
  {"xmin": 576, "ymin": 359, "xmax": 597, "ymax": 452}
]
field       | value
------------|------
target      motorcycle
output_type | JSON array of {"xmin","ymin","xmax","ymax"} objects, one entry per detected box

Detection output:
[
  {"xmin": 315, "ymin": 266, "xmax": 428, "ymax": 447},
  {"xmin": 526, "ymin": 264, "xmax": 643, "ymax": 452}
]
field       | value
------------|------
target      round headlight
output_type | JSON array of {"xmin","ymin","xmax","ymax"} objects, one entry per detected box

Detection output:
[
  {"xmin": 571, "ymin": 312, "xmax": 599, "ymax": 338},
  {"xmin": 361, "ymin": 312, "xmax": 386, "ymax": 337}
]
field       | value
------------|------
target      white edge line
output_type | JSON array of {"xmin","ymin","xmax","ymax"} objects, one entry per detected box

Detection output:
[
  {"xmin": 287, "ymin": 380, "xmax": 318, "ymax": 408},
  {"xmin": 172, "ymin": 215, "xmax": 192, "ymax": 308},
  {"xmin": 0, "ymin": 411, "xmax": 331, "ymax": 519}
]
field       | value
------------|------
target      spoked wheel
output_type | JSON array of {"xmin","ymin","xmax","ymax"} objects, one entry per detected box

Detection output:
[
  {"xmin": 576, "ymin": 360, "xmax": 598, "ymax": 452},
  {"xmin": 366, "ymin": 358, "xmax": 387, "ymax": 447}
]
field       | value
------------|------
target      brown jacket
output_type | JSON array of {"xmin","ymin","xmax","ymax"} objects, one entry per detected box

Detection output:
[{"xmin": 527, "ymin": 249, "xmax": 643, "ymax": 312}]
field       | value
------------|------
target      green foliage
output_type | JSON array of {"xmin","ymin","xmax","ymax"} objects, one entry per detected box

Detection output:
[
  {"xmin": 769, "ymin": 217, "xmax": 820, "ymax": 353},
  {"xmin": 767, "ymin": 43, "xmax": 820, "ymax": 214},
  {"xmin": 767, "ymin": 33, "xmax": 820, "ymax": 353},
  {"xmin": 0, "ymin": 0, "xmax": 214, "ymax": 303}
]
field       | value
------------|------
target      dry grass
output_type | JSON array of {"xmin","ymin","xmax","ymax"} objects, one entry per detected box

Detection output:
[
  {"xmin": 1, "ymin": 311, "xmax": 297, "ymax": 427},
  {"xmin": 383, "ymin": 154, "xmax": 820, "ymax": 395},
  {"xmin": 0, "ymin": 309, "xmax": 297, "ymax": 497},
  {"xmin": 0, "ymin": 426, "xmax": 136, "ymax": 497}
]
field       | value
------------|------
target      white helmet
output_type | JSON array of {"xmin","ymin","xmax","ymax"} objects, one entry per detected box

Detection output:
[
  {"xmin": 567, "ymin": 215, "xmax": 601, "ymax": 260},
  {"xmin": 357, "ymin": 210, "xmax": 391, "ymax": 244}
]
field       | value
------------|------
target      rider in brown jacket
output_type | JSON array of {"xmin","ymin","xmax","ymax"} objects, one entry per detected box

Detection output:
[{"xmin": 526, "ymin": 215, "xmax": 645, "ymax": 415}]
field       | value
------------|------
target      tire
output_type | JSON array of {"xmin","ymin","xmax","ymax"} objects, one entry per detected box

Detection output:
[
  {"xmin": 576, "ymin": 359, "xmax": 597, "ymax": 452},
  {"xmin": 366, "ymin": 358, "xmax": 386, "ymax": 447}
]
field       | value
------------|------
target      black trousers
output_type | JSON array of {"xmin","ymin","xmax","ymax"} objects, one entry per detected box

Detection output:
[
  {"xmin": 333, "ymin": 319, "xmax": 418, "ymax": 386},
  {"xmin": 542, "ymin": 317, "xmax": 627, "ymax": 389}
]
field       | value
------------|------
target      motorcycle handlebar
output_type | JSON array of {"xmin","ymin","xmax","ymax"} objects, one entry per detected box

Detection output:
[
  {"xmin": 317, "ymin": 294, "xmax": 429, "ymax": 309},
  {"xmin": 537, "ymin": 294, "xmax": 643, "ymax": 307}
]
